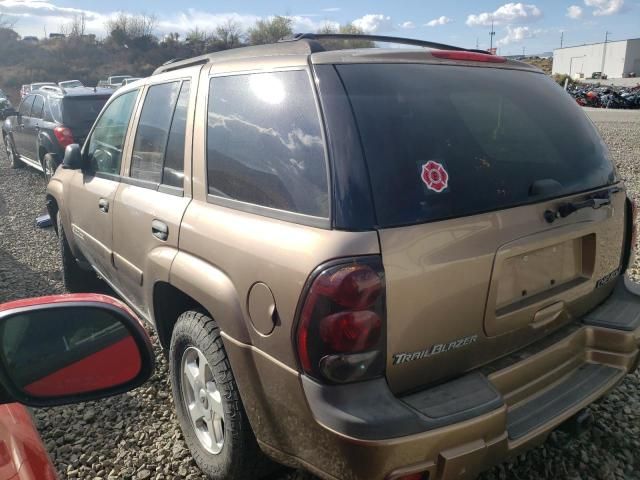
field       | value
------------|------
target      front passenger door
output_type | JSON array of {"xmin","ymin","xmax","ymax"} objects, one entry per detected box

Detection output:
[{"xmin": 66, "ymin": 90, "xmax": 139, "ymax": 284}]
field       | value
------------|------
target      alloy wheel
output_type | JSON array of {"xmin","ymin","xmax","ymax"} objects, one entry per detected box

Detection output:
[{"xmin": 180, "ymin": 346, "xmax": 225, "ymax": 454}]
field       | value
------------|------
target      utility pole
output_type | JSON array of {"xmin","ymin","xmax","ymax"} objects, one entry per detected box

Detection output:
[
  {"xmin": 600, "ymin": 31, "xmax": 610, "ymax": 76},
  {"xmin": 522, "ymin": 46, "xmax": 526, "ymax": 58},
  {"xmin": 489, "ymin": 18, "xmax": 495, "ymax": 52},
  {"xmin": 560, "ymin": 31, "xmax": 564, "ymax": 48},
  {"xmin": 476, "ymin": 37, "xmax": 479, "ymax": 49}
]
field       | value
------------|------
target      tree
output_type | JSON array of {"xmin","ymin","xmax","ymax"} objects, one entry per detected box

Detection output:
[
  {"xmin": 0, "ymin": 14, "xmax": 17, "ymax": 30},
  {"xmin": 213, "ymin": 20, "xmax": 243, "ymax": 50},
  {"xmin": 63, "ymin": 13, "xmax": 86, "ymax": 37},
  {"xmin": 247, "ymin": 16, "xmax": 292, "ymax": 45},
  {"xmin": 105, "ymin": 12, "xmax": 157, "ymax": 44},
  {"xmin": 316, "ymin": 24, "xmax": 375, "ymax": 50}
]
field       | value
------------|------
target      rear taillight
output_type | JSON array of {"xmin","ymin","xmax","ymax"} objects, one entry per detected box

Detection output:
[
  {"xmin": 621, "ymin": 197, "xmax": 637, "ymax": 273},
  {"xmin": 296, "ymin": 257, "xmax": 386, "ymax": 384},
  {"xmin": 53, "ymin": 126, "xmax": 74, "ymax": 149},
  {"xmin": 431, "ymin": 50, "xmax": 507, "ymax": 63}
]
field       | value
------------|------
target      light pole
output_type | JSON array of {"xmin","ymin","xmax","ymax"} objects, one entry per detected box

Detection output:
[
  {"xmin": 600, "ymin": 31, "xmax": 611, "ymax": 76},
  {"xmin": 569, "ymin": 55, "xmax": 585, "ymax": 78},
  {"xmin": 489, "ymin": 18, "xmax": 495, "ymax": 52}
]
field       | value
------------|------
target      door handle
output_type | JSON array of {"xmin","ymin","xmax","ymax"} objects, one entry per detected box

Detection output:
[
  {"xmin": 98, "ymin": 198, "xmax": 109, "ymax": 213},
  {"xmin": 151, "ymin": 220, "xmax": 169, "ymax": 241}
]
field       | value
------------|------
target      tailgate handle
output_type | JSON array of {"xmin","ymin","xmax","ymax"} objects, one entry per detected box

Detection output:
[{"xmin": 531, "ymin": 302, "xmax": 565, "ymax": 329}]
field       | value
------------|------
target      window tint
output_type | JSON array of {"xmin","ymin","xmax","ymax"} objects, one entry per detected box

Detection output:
[
  {"xmin": 31, "ymin": 95, "xmax": 44, "ymax": 119},
  {"xmin": 19, "ymin": 96, "xmax": 34, "ymax": 116},
  {"xmin": 87, "ymin": 90, "xmax": 138, "ymax": 175},
  {"xmin": 336, "ymin": 64, "xmax": 615, "ymax": 227},
  {"xmin": 162, "ymin": 81, "xmax": 190, "ymax": 188},
  {"xmin": 62, "ymin": 97, "xmax": 110, "ymax": 129},
  {"xmin": 130, "ymin": 82, "xmax": 181, "ymax": 183},
  {"xmin": 207, "ymin": 71, "xmax": 328, "ymax": 217}
]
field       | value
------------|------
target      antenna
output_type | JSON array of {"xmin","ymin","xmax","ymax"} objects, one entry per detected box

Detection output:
[{"xmin": 560, "ymin": 31, "xmax": 564, "ymax": 48}]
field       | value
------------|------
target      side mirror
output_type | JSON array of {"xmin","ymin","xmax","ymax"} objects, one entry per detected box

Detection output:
[
  {"xmin": 0, "ymin": 294, "xmax": 154, "ymax": 407},
  {"xmin": 62, "ymin": 143, "xmax": 83, "ymax": 170}
]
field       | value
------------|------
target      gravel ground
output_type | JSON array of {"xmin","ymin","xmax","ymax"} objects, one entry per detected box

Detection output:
[{"xmin": 0, "ymin": 114, "xmax": 638, "ymax": 480}]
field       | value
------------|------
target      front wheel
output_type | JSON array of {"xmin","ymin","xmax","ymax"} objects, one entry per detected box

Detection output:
[
  {"xmin": 57, "ymin": 214, "xmax": 99, "ymax": 292},
  {"xmin": 43, "ymin": 153, "xmax": 59, "ymax": 185},
  {"xmin": 170, "ymin": 310, "xmax": 274, "ymax": 479},
  {"xmin": 4, "ymin": 135, "xmax": 22, "ymax": 169}
]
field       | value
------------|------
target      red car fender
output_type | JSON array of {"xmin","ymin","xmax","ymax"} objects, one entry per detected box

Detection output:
[{"xmin": 0, "ymin": 404, "xmax": 56, "ymax": 480}]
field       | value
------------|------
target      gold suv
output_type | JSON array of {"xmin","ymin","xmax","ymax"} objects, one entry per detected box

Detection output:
[{"xmin": 47, "ymin": 34, "xmax": 640, "ymax": 480}]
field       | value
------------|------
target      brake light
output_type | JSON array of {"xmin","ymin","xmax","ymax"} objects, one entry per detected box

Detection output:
[
  {"xmin": 431, "ymin": 50, "xmax": 507, "ymax": 63},
  {"xmin": 53, "ymin": 126, "xmax": 74, "ymax": 149},
  {"xmin": 296, "ymin": 257, "xmax": 386, "ymax": 383}
]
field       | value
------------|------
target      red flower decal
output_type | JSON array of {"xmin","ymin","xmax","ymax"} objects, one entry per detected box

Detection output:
[{"xmin": 421, "ymin": 161, "xmax": 449, "ymax": 193}]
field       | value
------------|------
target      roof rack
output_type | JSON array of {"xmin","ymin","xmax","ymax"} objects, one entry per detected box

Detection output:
[
  {"xmin": 282, "ymin": 33, "xmax": 488, "ymax": 54},
  {"xmin": 152, "ymin": 33, "xmax": 488, "ymax": 76}
]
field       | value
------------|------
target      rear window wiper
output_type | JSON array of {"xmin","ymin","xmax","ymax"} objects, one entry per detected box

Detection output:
[{"xmin": 544, "ymin": 186, "xmax": 622, "ymax": 223}]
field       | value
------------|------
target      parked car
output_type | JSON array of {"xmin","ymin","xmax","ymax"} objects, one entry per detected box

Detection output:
[
  {"xmin": 47, "ymin": 34, "xmax": 640, "ymax": 480},
  {"xmin": 121, "ymin": 77, "xmax": 142, "ymax": 86},
  {"xmin": 2, "ymin": 86, "xmax": 112, "ymax": 182},
  {"xmin": 97, "ymin": 75, "xmax": 133, "ymax": 89},
  {"xmin": 58, "ymin": 79, "xmax": 84, "ymax": 89},
  {"xmin": 0, "ymin": 293, "xmax": 155, "ymax": 480},
  {"xmin": 30, "ymin": 82, "xmax": 56, "ymax": 92},
  {"xmin": 20, "ymin": 84, "xmax": 30, "ymax": 98}
]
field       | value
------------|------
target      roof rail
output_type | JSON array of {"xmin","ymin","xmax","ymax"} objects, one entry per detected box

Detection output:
[
  {"xmin": 152, "ymin": 40, "xmax": 322, "ymax": 75},
  {"xmin": 282, "ymin": 33, "xmax": 487, "ymax": 54}
]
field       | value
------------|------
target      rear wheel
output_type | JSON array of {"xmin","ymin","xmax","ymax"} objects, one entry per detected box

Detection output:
[
  {"xmin": 170, "ymin": 310, "xmax": 274, "ymax": 479},
  {"xmin": 4, "ymin": 135, "xmax": 22, "ymax": 169},
  {"xmin": 57, "ymin": 214, "xmax": 98, "ymax": 292}
]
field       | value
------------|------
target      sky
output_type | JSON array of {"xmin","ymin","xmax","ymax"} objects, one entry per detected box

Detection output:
[{"xmin": 0, "ymin": 0, "xmax": 638, "ymax": 55}]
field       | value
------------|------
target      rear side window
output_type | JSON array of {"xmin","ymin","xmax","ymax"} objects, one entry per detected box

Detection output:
[
  {"xmin": 31, "ymin": 95, "xmax": 44, "ymax": 119},
  {"xmin": 207, "ymin": 71, "xmax": 328, "ymax": 218},
  {"xmin": 130, "ymin": 82, "xmax": 181, "ymax": 184},
  {"xmin": 19, "ymin": 96, "xmax": 34, "ymax": 116},
  {"xmin": 162, "ymin": 81, "xmax": 190, "ymax": 188},
  {"xmin": 336, "ymin": 64, "xmax": 615, "ymax": 227}
]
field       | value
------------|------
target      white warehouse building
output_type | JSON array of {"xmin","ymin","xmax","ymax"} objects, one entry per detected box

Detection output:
[{"xmin": 552, "ymin": 38, "xmax": 640, "ymax": 79}]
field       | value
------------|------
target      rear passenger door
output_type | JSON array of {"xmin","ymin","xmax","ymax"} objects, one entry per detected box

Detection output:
[
  {"xmin": 12, "ymin": 95, "xmax": 35, "ymax": 160},
  {"xmin": 23, "ymin": 93, "xmax": 44, "ymax": 162},
  {"xmin": 112, "ymin": 73, "xmax": 196, "ymax": 315}
]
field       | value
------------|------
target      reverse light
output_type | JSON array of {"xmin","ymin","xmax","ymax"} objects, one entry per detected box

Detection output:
[
  {"xmin": 296, "ymin": 258, "xmax": 386, "ymax": 383},
  {"xmin": 53, "ymin": 126, "xmax": 75, "ymax": 149},
  {"xmin": 431, "ymin": 50, "xmax": 507, "ymax": 63}
]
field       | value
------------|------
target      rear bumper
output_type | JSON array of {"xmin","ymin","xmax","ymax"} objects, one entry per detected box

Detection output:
[{"xmin": 225, "ymin": 277, "xmax": 640, "ymax": 480}]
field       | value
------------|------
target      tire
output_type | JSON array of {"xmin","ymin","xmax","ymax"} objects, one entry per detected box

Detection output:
[
  {"xmin": 170, "ymin": 310, "xmax": 274, "ymax": 480},
  {"xmin": 42, "ymin": 152, "xmax": 59, "ymax": 185},
  {"xmin": 57, "ymin": 214, "xmax": 98, "ymax": 293},
  {"xmin": 4, "ymin": 134, "xmax": 22, "ymax": 169}
]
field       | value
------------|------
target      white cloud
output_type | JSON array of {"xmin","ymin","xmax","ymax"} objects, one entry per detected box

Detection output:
[
  {"xmin": 321, "ymin": 7, "xmax": 341, "ymax": 13},
  {"xmin": 426, "ymin": 16, "xmax": 452, "ymax": 27},
  {"xmin": 566, "ymin": 5, "xmax": 584, "ymax": 18},
  {"xmin": 584, "ymin": 0, "xmax": 625, "ymax": 15},
  {"xmin": 466, "ymin": 3, "xmax": 542, "ymax": 27},
  {"xmin": 352, "ymin": 14, "xmax": 394, "ymax": 33},
  {"xmin": 496, "ymin": 25, "xmax": 540, "ymax": 46},
  {"xmin": 400, "ymin": 21, "xmax": 415, "ymax": 29}
]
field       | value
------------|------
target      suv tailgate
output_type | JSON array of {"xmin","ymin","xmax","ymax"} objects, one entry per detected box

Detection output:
[{"xmin": 335, "ymin": 62, "xmax": 625, "ymax": 394}]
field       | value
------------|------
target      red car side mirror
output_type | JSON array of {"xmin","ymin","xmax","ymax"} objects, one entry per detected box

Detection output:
[{"xmin": 0, "ymin": 294, "xmax": 154, "ymax": 407}]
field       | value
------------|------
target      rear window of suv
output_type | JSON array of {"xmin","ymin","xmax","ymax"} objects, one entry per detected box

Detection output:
[
  {"xmin": 336, "ymin": 64, "xmax": 616, "ymax": 227},
  {"xmin": 60, "ymin": 97, "xmax": 110, "ymax": 128}
]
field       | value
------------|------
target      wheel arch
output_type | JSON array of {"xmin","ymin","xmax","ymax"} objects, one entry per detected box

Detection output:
[{"xmin": 153, "ymin": 251, "xmax": 250, "ymax": 349}]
